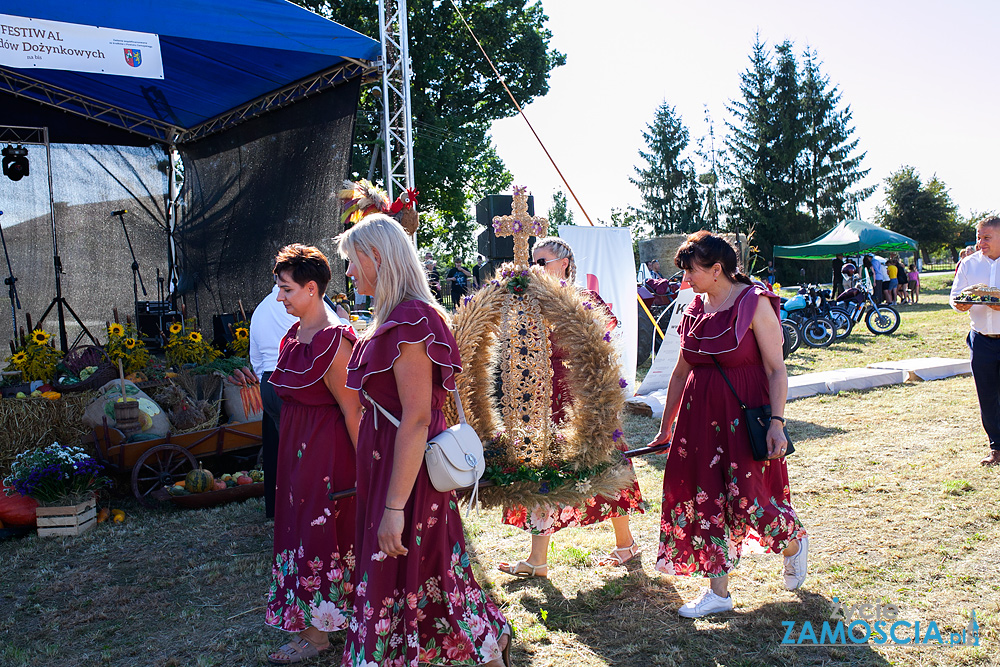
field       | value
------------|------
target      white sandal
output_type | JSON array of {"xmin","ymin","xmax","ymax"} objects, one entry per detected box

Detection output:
[
  {"xmin": 497, "ymin": 560, "xmax": 548, "ymax": 578},
  {"xmin": 597, "ymin": 540, "xmax": 641, "ymax": 566}
]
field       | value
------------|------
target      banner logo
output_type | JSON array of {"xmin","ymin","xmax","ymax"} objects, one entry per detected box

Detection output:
[{"xmin": 124, "ymin": 48, "xmax": 141, "ymax": 68}]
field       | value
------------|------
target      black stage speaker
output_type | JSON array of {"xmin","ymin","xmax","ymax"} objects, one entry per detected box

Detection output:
[
  {"xmin": 476, "ymin": 194, "xmax": 536, "ymax": 261},
  {"xmin": 213, "ymin": 313, "xmax": 237, "ymax": 350},
  {"xmin": 135, "ymin": 300, "xmax": 180, "ymax": 343}
]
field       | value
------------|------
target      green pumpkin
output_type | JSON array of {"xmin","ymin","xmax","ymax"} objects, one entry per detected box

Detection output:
[{"xmin": 185, "ymin": 465, "xmax": 215, "ymax": 494}]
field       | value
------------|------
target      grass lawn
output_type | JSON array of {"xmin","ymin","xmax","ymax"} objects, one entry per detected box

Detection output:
[{"xmin": 1, "ymin": 273, "xmax": 996, "ymax": 667}]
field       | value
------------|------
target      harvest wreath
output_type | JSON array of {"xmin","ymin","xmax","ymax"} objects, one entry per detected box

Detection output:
[{"xmin": 451, "ymin": 265, "xmax": 636, "ymax": 509}]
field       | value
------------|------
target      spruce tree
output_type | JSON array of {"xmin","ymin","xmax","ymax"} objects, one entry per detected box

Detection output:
[
  {"xmin": 630, "ymin": 101, "xmax": 699, "ymax": 235},
  {"xmin": 799, "ymin": 47, "xmax": 875, "ymax": 231}
]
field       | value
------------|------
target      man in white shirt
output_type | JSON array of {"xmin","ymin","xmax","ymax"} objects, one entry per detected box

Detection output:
[
  {"xmin": 870, "ymin": 255, "xmax": 889, "ymax": 304},
  {"xmin": 950, "ymin": 215, "xmax": 1000, "ymax": 466},
  {"xmin": 248, "ymin": 283, "xmax": 350, "ymax": 516}
]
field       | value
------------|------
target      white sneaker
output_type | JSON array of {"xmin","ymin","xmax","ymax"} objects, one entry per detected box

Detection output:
[
  {"xmin": 783, "ymin": 535, "xmax": 809, "ymax": 590},
  {"xmin": 678, "ymin": 587, "xmax": 734, "ymax": 618}
]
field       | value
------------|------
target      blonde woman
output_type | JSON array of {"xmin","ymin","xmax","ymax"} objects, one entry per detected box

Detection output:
[
  {"xmin": 497, "ymin": 237, "xmax": 645, "ymax": 578},
  {"xmin": 337, "ymin": 214, "xmax": 510, "ymax": 667}
]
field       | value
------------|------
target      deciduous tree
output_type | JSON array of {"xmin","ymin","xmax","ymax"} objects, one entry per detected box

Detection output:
[{"xmin": 297, "ymin": 0, "xmax": 565, "ymax": 259}]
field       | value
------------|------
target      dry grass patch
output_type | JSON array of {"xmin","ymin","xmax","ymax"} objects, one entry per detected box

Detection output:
[{"xmin": 1, "ymin": 273, "xmax": 996, "ymax": 666}]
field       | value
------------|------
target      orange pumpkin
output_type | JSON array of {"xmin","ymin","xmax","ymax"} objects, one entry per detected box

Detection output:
[{"xmin": 0, "ymin": 484, "xmax": 38, "ymax": 527}]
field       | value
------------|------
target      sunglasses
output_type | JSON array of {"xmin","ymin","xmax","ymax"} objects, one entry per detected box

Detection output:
[{"xmin": 535, "ymin": 258, "xmax": 559, "ymax": 267}]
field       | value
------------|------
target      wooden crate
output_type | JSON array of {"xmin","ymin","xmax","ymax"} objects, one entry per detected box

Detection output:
[{"xmin": 35, "ymin": 495, "xmax": 97, "ymax": 537}]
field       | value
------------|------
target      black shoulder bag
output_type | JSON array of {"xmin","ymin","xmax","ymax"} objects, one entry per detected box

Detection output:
[{"xmin": 711, "ymin": 355, "xmax": 793, "ymax": 461}]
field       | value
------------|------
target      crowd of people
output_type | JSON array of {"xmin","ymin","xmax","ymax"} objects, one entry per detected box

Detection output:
[
  {"xmin": 246, "ymin": 221, "xmax": 808, "ymax": 665},
  {"xmin": 831, "ymin": 252, "xmax": 920, "ymax": 306},
  {"xmin": 422, "ymin": 253, "xmax": 487, "ymax": 309}
]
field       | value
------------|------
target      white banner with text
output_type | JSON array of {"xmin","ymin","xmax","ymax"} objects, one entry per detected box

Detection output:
[{"xmin": 0, "ymin": 14, "xmax": 163, "ymax": 79}]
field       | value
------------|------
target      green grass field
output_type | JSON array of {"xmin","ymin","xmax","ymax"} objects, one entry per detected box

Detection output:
[{"xmin": 1, "ymin": 272, "xmax": 995, "ymax": 667}]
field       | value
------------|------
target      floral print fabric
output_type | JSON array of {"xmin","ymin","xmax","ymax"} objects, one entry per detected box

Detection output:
[
  {"xmin": 656, "ymin": 287, "xmax": 806, "ymax": 578},
  {"xmin": 343, "ymin": 301, "xmax": 507, "ymax": 666},
  {"xmin": 266, "ymin": 324, "xmax": 358, "ymax": 632}
]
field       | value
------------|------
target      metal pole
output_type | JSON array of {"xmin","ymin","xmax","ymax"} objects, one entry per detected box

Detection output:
[{"xmin": 43, "ymin": 127, "xmax": 69, "ymax": 352}]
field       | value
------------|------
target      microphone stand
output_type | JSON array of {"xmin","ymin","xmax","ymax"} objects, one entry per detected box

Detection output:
[
  {"xmin": 113, "ymin": 210, "xmax": 147, "ymax": 326},
  {"xmin": 0, "ymin": 211, "xmax": 20, "ymax": 336}
]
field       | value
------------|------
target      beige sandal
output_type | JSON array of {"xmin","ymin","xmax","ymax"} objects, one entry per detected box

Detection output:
[
  {"xmin": 268, "ymin": 636, "xmax": 330, "ymax": 664},
  {"xmin": 497, "ymin": 560, "xmax": 548, "ymax": 578},
  {"xmin": 597, "ymin": 540, "xmax": 641, "ymax": 566}
]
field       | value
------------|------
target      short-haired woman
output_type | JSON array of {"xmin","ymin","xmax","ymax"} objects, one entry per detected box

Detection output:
[
  {"xmin": 497, "ymin": 236, "xmax": 645, "ymax": 577},
  {"xmin": 647, "ymin": 231, "xmax": 808, "ymax": 618},
  {"xmin": 338, "ymin": 215, "xmax": 510, "ymax": 667},
  {"xmin": 265, "ymin": 244, "xmax": 364, "ymax": 663}
]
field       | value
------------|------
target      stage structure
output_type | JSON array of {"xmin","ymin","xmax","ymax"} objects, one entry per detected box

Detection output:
[
  {"xmin": 0, "ymin": 1, "xmax": 380, "ymax": 348},
  {"xmin": 378, "ymin": 0, "xmax": 416, "ymax": 203}
]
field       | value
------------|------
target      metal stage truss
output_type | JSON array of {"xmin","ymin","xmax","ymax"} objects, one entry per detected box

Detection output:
[
  {"xmin": 0, "ymin": 61, "xmax": 377, "ymax": 145},
  {"xmin": 378, "ymin": 0, "xmax": 416, "ymax": 201}
]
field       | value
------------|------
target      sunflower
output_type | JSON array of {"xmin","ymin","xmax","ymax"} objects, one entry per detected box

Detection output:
[
  {"xmin": 10, "ymin": 351, "xmax": 27, "ymax": 365},
  {"xmin": 107, "ymin": 323, "xmax": 125, "ymax": 337},
  {"xmin": 169, "ymin": 322, "xmax": 183, "ymax": 335},
  {"xmin": 235, "ymin": 327, "xmax": 249, "ymax": 340},
  {"xmin": 124, "ymin": 338, "xmax": 137, "ymax": 350},
  {"xmin": 31, "ymin": 329, "xmax": 50, "ymax": 345},
  {"xmin": 188, "ymin": 331, "xmax": 203, "ymax": 343}
]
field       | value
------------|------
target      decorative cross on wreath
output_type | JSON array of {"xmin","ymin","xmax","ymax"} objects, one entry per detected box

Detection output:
[{"xmin": 492, "ymin": 185, "xmax": 547, "ymax": 267}]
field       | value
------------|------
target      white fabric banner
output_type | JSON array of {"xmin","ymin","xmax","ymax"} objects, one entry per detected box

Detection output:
[
  {"xmin": 0, "ymin": 14, "xmax": 163, "ymax": 79},
  {"xmin": 558, "ymin": 225, "xmax": 638, "ymax": 394}
]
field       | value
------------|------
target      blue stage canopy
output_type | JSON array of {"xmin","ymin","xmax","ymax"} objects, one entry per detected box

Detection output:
[{"xmin": 0, "ymin": 0, "xmax": 380, "ymax": 144}]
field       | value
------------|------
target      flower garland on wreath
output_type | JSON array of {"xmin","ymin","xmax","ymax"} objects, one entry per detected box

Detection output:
[{"xmin": 449, "ymin": 187, "xmax": 635, "ymax": 509}]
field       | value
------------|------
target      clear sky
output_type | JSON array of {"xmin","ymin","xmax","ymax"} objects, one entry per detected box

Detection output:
[{"xmin": 489, "ymin": 0, "xmax": 999, "ymax": 230}]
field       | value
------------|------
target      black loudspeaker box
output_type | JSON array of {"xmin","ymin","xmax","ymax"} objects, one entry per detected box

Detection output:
[
  {"xmin": 213, "ymin": 313, "xmax": 237, "ymax": 349},
  {"xmin": 476, "ymin": 194, "xmax": 536, "ymax": 260}
]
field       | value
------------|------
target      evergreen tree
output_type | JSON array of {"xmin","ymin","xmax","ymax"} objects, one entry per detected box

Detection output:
[
  {"xmin": 630, "ymin": 101, "xmax": 700, "ymax": 235},
  {"xmin": 724, "ymin": 36, "xmax": 776, "ymax": 240},
  {"xmin": 694, "ymin": 107, "xmax": 722, "ymax": 231},
  {"xmin": 799, "ymin": 47, "xmax": 875, "ymax": 230},
  {"xmin": 725, "ymin": 38, "xmax": 874, "ymax": 251},
  {"xmin": 547, "ymin": 189, "xmax": 573, "ymax": 236}
]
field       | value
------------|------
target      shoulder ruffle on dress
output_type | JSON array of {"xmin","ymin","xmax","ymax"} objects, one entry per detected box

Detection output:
[
  {"xmin": 268, "ymin": 323, "xmax": 356, "ymax": 390},
  {"xmin": 346, "ymin": 300, "xmax": 462, "ymax": 392},
  {"xmin": 679, "ymin": 284, "xmax": 779, "ymax": 355}
]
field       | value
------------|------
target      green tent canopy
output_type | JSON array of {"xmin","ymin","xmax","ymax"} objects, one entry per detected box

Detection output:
[{"xmin": 773, "ymin": 219, "xmax": 918, "ymax": 260}]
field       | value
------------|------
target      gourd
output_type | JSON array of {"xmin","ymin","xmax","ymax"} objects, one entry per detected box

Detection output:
[
  {"xmin": 0, "ymin": 484, "xmax": 38, "ymax": 527},
  {"xmin": 185, "ymin": 465, "xmax": 215, "ymax": 493}
]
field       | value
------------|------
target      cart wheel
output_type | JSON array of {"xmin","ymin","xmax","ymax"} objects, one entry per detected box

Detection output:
[{"xmin": 132, "ymin": 444, "xmax": 197, "ymax": 507}]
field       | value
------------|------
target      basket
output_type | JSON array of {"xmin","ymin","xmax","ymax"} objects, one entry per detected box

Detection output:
[{"xmin": 56, "ymin": 346, "xmax": 117, "ymax": 393}]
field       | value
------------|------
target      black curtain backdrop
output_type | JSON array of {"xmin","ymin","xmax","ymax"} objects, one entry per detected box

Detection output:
[
  {"xmin": 0, "ymin": 143, "xmax": 168, "ymax": 346},
  {"xmin": 177, "ymin": 79, "xmax": 359, "ymax": 317}
]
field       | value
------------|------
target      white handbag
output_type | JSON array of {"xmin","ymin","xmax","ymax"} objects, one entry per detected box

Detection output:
[{"xmin": 364, "ymin": 388, "xmax": 485, "ymax": 512}]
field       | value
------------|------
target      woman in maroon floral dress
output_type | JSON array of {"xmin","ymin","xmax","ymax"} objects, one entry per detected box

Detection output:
[
  {"xmin": 337, "ymin": 214, "xmax": 510, "ymax": 667},
  {"xmin": 265, "ymin": 245, "xmax": 365, "ymax": 664},
  {"xmin": 648, "ymin": 231, "xmax": 808, "ymax": 619},
  {"xmin": 497, "ymin": 237, "xmax": 645, "ymax": 578}
]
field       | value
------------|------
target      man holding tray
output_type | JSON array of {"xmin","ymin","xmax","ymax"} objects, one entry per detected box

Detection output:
[{"xmin": 951, "ymin": 215, "xmax": 1000, "ymax": 466}]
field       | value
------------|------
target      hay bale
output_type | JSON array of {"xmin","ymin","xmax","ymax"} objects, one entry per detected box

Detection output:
[{"xmin": 0, "ymin": 392, "xmax": 98, "ymax": 477}]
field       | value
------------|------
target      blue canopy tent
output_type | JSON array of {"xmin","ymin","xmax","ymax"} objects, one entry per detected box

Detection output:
[
  {"xmin": 773, "ymin": 219, "xmax": 918, "ymax": 260},
  {"xmin": 0, "ymin": 2, "xmax": 379, "ymax": 345},
  {"xmin": 0, "ymin": 0, "xmax": 380, "ymax": 144}
]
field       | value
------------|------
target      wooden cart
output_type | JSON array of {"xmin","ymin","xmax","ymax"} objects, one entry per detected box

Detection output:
[{"xmin": 89, "ymin": 420, "xmax": 263, "ymax": 507}]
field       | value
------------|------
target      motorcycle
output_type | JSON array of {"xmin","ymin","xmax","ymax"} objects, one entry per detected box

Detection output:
[{"xmin": 780, "ymin": 286, "xmax": 835, "ymax": 348}]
